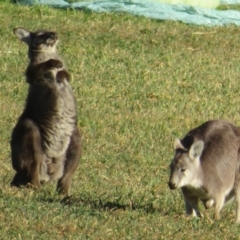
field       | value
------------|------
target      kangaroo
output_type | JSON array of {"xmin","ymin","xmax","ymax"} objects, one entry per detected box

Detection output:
[
  {"xmin": 11, "ymin": 28, "xmax": 81, "ymax": 196},
  {"xmin": 168, "ymin": 120, "xmax": 240, "ymax": 223}
]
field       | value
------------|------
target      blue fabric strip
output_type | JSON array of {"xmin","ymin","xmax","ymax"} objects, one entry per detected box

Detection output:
[{"xmin": 16, "ymin": 0, "xmax": 240, "ymax": 26}]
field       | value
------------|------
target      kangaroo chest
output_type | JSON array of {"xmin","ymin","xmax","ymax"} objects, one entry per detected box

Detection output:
[
  {"xmin": 184, "ymin": 185, "xmax": 211, "ymax": 201},
  {"xmin": 42, "ymin": 84, "xmax": 76, "ymax": 158}
]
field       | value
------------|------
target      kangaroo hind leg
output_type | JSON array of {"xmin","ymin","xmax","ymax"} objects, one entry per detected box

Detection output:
[
  {"xmin": 57, "ymin": 126, "xmax": 81, "ymax": 196},
  {"xmin": 10, "ymin": 119, "xmax": 43, "ymax": 189}
]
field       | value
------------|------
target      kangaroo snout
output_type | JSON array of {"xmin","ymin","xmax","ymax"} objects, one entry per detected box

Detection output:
[
  {"xmin": 50, "ymin": 32, "xmax": 57, "ymax": 39},
  {"xmin": 168, "ymin": 181, "xmax": 177, "ymax": 190}
]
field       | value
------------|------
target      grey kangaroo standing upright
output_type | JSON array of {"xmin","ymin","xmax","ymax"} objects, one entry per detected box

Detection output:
[
  {"xmin": 168, "ymin": 120, "xmax": 240, "ymax": 223},
  {"xmin": 11, "ymin": 28, "xmax": 81, "ymax": 196}
]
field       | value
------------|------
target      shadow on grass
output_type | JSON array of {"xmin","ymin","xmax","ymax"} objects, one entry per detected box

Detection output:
[
  {"xmin": 39, "ymin": 195, "xmax": 158, "ymax": 214},
  {"xmin": 61, "ymin": 195, "xmax": 157, "ymax": 213}
]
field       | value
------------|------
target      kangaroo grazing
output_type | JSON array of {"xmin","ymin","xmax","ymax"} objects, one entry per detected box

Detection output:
[
  {"xmin": 11, "ymin": 28, "xmax": 81, "ymax": 196},
  {"xmin": 168, "ymin": 120, "xmax": 240, "ymax": 223}
]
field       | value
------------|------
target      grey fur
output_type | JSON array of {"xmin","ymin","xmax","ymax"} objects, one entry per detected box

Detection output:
[
  {"xmin": 168, "ymin": 120, "xmax": 240, "ymax": 222},
  {"xmin": 11, "ymin": 28, "xmax": 81, "ymax": 196}
]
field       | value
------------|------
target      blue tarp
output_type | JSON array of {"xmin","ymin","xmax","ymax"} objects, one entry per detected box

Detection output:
[{"xmin": 16, "ymin": 0, "xmax": 240, "ymax": 26}]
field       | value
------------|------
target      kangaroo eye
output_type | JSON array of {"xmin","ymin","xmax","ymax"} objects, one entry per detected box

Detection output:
[{"xmin": 180, "ymin": 168, "xmax": 186, "ymax": 172}]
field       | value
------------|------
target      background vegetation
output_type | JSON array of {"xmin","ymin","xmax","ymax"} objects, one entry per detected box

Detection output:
[{"xmin": 1, "ymin": 1, "xmax": 240, "ymax": 239}]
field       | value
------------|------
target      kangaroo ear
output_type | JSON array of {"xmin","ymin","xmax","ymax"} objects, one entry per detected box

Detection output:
[
  {"xmin": 13, "ymin": 28, "xmax": 31, "ymax": 45},
  {"xmin": 189, "ymin": 140, "xmax": 204, "ymax": 160},
  {"xmin": 174, "ymin": 139, "xmax": 186, "ymax": 150}
]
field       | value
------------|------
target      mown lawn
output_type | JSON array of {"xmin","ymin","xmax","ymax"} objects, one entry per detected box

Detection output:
[{"xmin": 1, "ymin": 1, "xmax": 240, "ymax": 239}]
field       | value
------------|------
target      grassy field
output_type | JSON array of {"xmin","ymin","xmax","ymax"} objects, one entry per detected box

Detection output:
[{"xmin": 1, "ymin": 0, "xmax": 240, "ymax": 239}]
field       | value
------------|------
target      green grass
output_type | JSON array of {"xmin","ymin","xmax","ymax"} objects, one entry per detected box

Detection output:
[
  {"xmin": 1, "ymin": 0, "xmax": 240, "ymax": 239},
  {"xmin": 217, "ymin": 4, "xmax": 240, "ymax": 10}
]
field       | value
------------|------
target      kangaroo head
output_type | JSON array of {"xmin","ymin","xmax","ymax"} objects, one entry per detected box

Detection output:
[
  {"xmin": 168, "ymin": 139, "xmax": 204, "ymax": 189},
  {"xmin": 13, "ymin": 27, "xmax": 58, "ymax": 58}
]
